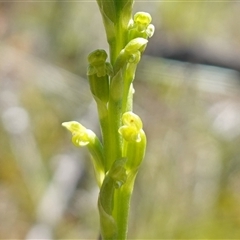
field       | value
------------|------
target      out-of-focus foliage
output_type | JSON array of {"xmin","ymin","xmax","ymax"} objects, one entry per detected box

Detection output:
[
  {"xmin": 0, "ymin": 1, "xmax": 107, "ymax": 75},
  {"xmin": 131, "ymin": 57, "xmax": 240, "ymax": 239},
  {"xmin": 0, "ymin": 1, "xmax": 240, "ymax": 239}
]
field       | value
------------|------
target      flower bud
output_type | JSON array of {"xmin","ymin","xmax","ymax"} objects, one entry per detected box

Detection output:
[
  {"xmin": 124, "ymin": 38, "xmax": 148, "ymax": 54},
  {"xmin": 88, "ymin": 49, "xmax": 108, "ymax": 65},
  {"xmin": 87, "ymin": 49, "xmax": 112, "ymax": 77},
  {"xmin": 87, "ymin": 50, "xmax": 112, "ymax": 104}
]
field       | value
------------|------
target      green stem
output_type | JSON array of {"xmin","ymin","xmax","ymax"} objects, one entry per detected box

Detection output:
[
  {"xmin": 106, "ymin": 15, "xmax": 128, "ymax": 170},
  {"xmin": 112, "ymin": 14, "xmax": 127, "ymax": 65},
  {"xmin": 109, "ymin": 41, "xmax": 117, "ymax": 66},
  {"xmin": 113, "ymin": 170, "xmax": 137, "ymax": 240},
  {"xmin": 106, "ymin": 95, "xmax": 122, "ymax": 171},
  {"xmin": 103, "ymin": 67, "xmax": 124, "ymax": 171},
  {"xmin": 107, "ymin": 17, "xmax": 135, "ymax": 239},
  {"xmin": 122, "ymin": 63, "xmax": 137, "ymax": 113}
]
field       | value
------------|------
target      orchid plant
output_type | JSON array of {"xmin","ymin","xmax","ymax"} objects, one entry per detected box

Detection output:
[{"xmin": 62, "ymin": 1, "xmax": 154, "ymax": 239}]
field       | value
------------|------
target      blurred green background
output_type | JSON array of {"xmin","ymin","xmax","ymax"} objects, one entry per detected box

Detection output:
[{"xmin": 0, "ymin": 1, "xmax": 240, "ymax": 239}]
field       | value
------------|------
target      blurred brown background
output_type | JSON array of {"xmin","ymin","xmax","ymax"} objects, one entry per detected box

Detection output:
[{"xmin": 0, "ymin": 1, "xmax": 240, "ymax": 239}]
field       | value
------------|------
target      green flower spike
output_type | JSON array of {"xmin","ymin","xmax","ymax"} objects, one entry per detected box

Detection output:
[
  {"xmin": 62, "ymin": 121, "xmax": 105, "ymax": 185},
  {"xmin": 62, "ymin": 1, "xmax": 154, "ymax": 239}
]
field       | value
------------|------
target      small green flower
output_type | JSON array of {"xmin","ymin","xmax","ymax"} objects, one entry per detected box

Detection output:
[
  {"xmin": 62, "ymin": 121, "xmax": 105, "ymax": 185},
  {"xmin": 119, "ymin": 112, "xmax": 146, "ymax": 171},
  {"xmin": 128, "ymin": 11, "xmax": 155, "ymax": 40},
  {"xmin": 134, "ymin": 12, "xmax": 152, "ymax": 31},
  {"xmin": 119, "ymin": 111, "xmax": 143, "ymax": 142},
  {"xmin": 62, "ymin": 121, "xmax": 94, "ymax": 146}
]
